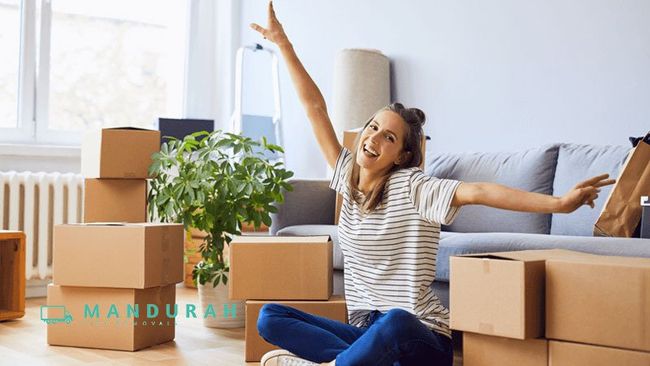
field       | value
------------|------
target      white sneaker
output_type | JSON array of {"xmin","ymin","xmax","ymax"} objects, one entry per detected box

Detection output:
[{"xmin": 260, "ymin": 349, "xmax": 319, "ymax": 366}]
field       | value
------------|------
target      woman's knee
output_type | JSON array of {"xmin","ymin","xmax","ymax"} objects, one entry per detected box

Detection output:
[
  {"xmin": 380, "ymin": 309, "xmax": 422, "ymax": 336},
  {"xmin": 384, "ymin": 308, "xmax": 417, "ymax": 323},
  {"xmin": 256, "ymin": 303, "xmax": 289, "ymax": 340}
]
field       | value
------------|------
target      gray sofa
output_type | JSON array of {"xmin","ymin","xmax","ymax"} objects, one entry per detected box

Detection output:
[{"xmin": 269, "ymin": 143, "xmax": 650, "ymax": 309}]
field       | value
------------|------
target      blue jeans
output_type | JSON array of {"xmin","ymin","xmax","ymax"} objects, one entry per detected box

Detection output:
[{"xmin": 257, "ymin": 304, "xmax": 453, "ymax": 366}]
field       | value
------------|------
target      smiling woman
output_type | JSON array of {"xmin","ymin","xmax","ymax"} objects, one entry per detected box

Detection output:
[
  {"xmin": 249, "ymin": 2, "xmax": 615, "ymax": 366},
  {"xmin": 348, "ymin": 103, "xmax": 427, "ymax": 213}
]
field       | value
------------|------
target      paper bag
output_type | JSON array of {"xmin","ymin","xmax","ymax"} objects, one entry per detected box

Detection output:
[{"xmin": 594, "ymin": 132, "xmax": 650, "ymax": 237}]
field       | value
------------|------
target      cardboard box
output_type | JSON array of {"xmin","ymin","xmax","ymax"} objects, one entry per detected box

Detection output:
[
  {"xmin": 335, "ymin": 128, "xmax": 426, "ymax": 224},
  {"xmin": 83, "ymin": 179, "xmax": 147, "ymax": 223},
  {"xmin": 229, "ymin": 236, "xmax": 333, "ymax": 301},
  {"xmin": 53, "ymin": 223, "xmax": 184, "ymax": 288},
  {"xmin": 546, "ymin": 255, "xmax": 650, "ymax": 352},
  {"xmin": 463, "ymin": 332, "xmax": 548, "ymax": 366},
  {"xmin": 450, "ymin": 249, "xmax": 591, "ymax": 339},
  {"xmin": 0, "ymin": 231, "xmax": 25, "ymax": 321},
  {"xmin": 549, "ymin": 340, "xmax": 650, "ymax": 366},
  {"xmin": 46, "ymin": 284, "xmax": 175, "ymax": 351},
  {"xmin": 81, "ymin": 127, "xmax": 160, "ymax": 179},
  {"xmin": 245, "ymin": 296, "xmax": 347, "ymax": 361}
]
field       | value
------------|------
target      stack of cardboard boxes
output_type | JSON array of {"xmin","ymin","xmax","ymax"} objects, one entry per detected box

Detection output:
[
  {"xmin": 46, "ymin": 128, "xmax": 185, "ymax": 351},
  {"xmin": 81, "ymin": 128, "xmax": 159, "ymax": 223},
  {"xmin": 229, "ymin": 235, "xmax": 348, "ymax": 362},
  {"xmin": 450, "ymin": 249, "xmax": 650, "ymax": 365}
]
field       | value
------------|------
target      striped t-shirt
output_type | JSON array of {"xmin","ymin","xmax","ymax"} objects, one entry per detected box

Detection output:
[{"xmin": 329, "ymin": 148, "xmax": 462, "ymax": 338}]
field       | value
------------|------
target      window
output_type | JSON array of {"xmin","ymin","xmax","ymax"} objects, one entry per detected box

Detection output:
[{"xmin": 1, "ymin": 0, "xmax": 188, "ymax": 144}]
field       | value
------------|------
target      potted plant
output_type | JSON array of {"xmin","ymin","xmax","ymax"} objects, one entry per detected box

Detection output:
[{"xmin": 147, "ymin": 130, "xmax": 293, "ymax": 328}]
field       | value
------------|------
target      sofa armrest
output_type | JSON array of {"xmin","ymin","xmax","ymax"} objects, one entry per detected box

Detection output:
[{"xmin": 270, "ymin": 179, "xmax": 336, "ymax": 235}]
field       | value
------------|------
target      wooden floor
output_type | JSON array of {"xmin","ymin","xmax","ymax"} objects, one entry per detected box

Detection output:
[{"xmin": 0, "ymin": 285, "xmax": 462, "ymax": 365}]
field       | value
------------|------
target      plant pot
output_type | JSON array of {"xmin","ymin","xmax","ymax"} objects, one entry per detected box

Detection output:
[{"xmin": 197, "ymin": 283, "xmax": 245, "ymax": 328}]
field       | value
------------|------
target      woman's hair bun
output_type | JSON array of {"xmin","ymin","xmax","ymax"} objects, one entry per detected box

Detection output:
[
  {"xmin": 383, "ymin": 102, "xmax": 425, "ymax": 126},
  {"xmin": 411, "ymin": 108, "xmax": 426, "ymax": 125}
]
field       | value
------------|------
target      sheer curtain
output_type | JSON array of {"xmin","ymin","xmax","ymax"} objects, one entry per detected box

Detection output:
[{"xmin": 184, "ymin": 0, "xmax": 240, "ymax": 131}]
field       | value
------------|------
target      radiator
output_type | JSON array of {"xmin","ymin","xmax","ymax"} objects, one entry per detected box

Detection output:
[{"xmin": 0, "ymin": 171, "xmax": 84, "ymax": 280}]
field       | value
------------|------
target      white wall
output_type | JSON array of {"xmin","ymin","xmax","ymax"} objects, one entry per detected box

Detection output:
[{"xmin": 239, "ymin": 0, "xmax": 650, "ymax": 178}]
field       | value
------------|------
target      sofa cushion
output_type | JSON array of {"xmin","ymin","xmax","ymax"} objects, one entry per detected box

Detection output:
[
  {"xmin": 426, "ymin": 145, "xmax": 559, "ymax": 234},
  {"xmin": 276, "ymin": 224, "xmax": 344, "ymax": 271},
  {"xmin": 270, "ymin": 179, "xmax": 336, "ymax": 235},
  {"xmin": 435, "ymin": 231, "xmax": 650, "ymax": 282},
  {"xmin": 550, "ymin": 144, "xmax": 630, "ymax": 236}
]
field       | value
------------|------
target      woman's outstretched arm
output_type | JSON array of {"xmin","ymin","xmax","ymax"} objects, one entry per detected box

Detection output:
[
  {"xmin": 251, "ymin": 1, "xmax": 341, "ymax": 169},
  {"xmin": 451, "ymin": 173, "xmax": 616, "ymax": 214}
]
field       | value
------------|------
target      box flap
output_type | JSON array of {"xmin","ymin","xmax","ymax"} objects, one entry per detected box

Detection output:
[
  {"xmin": 231, "ymin": 235, "xmax": 331, "ymax": 244},
  {"xmin": 456, "ymin": 249, "xmax": 590, "ymax": 262},
  {"xmin": 103, "ymin": 126, "xmax": 157, "ymax": 131}
]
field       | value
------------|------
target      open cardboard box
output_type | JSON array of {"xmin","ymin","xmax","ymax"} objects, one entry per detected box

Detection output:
[
  {"xmin": 450, "ymin": 249, "xmax": 592, "ymax": 339},
  {"xmin": 229, "ymin": 235, "xmax": 333, "ymax": 301}
]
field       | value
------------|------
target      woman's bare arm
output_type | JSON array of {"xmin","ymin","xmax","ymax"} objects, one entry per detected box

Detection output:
[
  {"xmin": 451, "ymin": 174, "xmax": 616, "ymax": 213},
  {"xmin": 250, "ymin": 1, "xmax": 341, "ymax": 169}
]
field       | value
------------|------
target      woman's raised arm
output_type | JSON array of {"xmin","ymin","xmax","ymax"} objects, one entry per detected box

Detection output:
[{"xmin": 250, "ymin": 1, "xmax": 342, "ymax": 169}]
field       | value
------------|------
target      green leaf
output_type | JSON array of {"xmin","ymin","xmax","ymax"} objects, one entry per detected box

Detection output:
[
  {"xmin": 191, "ymin": 130, "xmax": 210, "ymax": 139},
  {"xmin": 261, "ymin": 214, "xmax": 272, "ymax": 227},
  {"xmin": 244, "ymin": 183, "xmax": 253, "ymax": 196}
]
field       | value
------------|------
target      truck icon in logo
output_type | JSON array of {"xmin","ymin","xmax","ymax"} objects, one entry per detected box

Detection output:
[{"xmin": 40, "ymin": 305, "xmax": 73, "ymax": 324}]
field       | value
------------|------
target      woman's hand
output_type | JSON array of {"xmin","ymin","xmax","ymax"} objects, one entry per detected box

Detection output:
[
  {"xmin": 250, "ymin": 1, "xmax": 290, "ymax": 47},
  {"xmin": 557, "ymin": 174, "xmax": 616, "ymax": 213}
]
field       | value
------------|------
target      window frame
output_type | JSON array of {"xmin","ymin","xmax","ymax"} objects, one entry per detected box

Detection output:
[
  {"xmin": 2, "ymin": 0, "xmax": 192, "ymax": 146},
  {"xmin": 34, "ymin": 0, "xmax": 77, "ymax": 145},
  {"xmin": 1, "ymin": 0, "xmax": 35, "ymax": 143}
]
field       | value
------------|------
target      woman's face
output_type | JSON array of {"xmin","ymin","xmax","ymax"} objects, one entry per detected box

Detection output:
[{"xmin": 356, "ymin": 110, "xmax": 408, "ymax": 173}]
